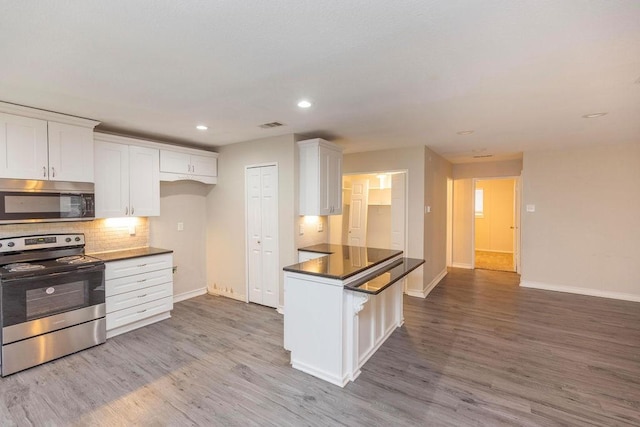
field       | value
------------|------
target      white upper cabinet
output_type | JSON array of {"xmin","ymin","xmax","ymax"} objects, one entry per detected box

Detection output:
[
  {"xmin": 159, "ymin": 149, "xmax": 218, "ymax": 184},
  {"xmin": 94, "ymin": 134, "xmax": 159, "ymax": 218},
  {"xmin": 298, "ymin": 138, "xmax": 343, "ymax": 216},
  {"xmin": 47, "ymin": 122, "xmax": 94, "ymax": 182},
  {"xmin": 0, "ymin": 113, "xmax": 49, "ymax": 180},
  {"xmin": 0, "ymin": 104, "xmax": 99, "ymax": 182}
]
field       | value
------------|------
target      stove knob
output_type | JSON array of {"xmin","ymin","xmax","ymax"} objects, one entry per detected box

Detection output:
[
  {"xmin": 65, "ymin": 237, "xmax": 72, "ymax": 243},
  {"xmin": 75, "ymin": 237, "xmax": 81, "ymax": 242},
  {"xmin": 7, "ymin": 242, "xmax": 14, "ymax": 248}
]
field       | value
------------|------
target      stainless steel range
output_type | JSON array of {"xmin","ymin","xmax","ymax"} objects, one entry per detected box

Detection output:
[{"xmin": 0, "ymin": 233, "xmax": 105, "ymax": 376}]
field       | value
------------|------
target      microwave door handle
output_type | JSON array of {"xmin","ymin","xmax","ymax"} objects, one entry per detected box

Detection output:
[{"xmin": 80, "ymin": 196, "xmax": 87, "ymax": 217}]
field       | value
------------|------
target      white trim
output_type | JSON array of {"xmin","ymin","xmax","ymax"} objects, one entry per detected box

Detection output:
[
  {"xmin": 291, "ymin": 358, "xmax": 350, "ymax": 388},
  {"xmin": 173, "ymin": 287, "xmax": 207, "ymax": 303},
  {"xmin": 0, "ymin": 101, "xmax": 100, "ymax": 128},
  {"xmin": 406, "ymin": 268, "xmax": 447, "ymax": 298},
  {"xmin": 520, "ymin": 281, "xmax": 640, "ymax": 302},
  {"xmin": 451, "ymin": 262, "xmax": 473, "ymax": 269},
  {"xmin": 95, "ymin": 132, "xmax": 218, "ymax": 156},
  {"xmin": 207, "ymin": 287, "xmax": 247, "ymax": 302},
  {"xmin": 276, "ymin": 306, "xmax": 284, "ymax": 315}
]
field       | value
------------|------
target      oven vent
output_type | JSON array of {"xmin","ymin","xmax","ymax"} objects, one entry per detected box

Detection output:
[{"xmin": 259, "ymin": 121, "xmax": 285, "ymax": 129}]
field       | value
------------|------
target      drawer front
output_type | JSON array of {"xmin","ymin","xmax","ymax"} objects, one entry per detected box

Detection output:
[
  {"xmin": 105, "ymin": 254, "xmax": 172, "ymax": 280},
  {"xmin": 106, "ymin": 296, "xmax": 173, "ymax": 331},
  {"xmin": 106, "ymin": 282, "xmax": 173, "ymax": 314},
  {"xmin": 105, "ymin": 268, "xmax": 172, "ymax": 297}
]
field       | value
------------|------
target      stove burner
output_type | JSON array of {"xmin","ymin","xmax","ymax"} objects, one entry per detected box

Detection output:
[
  {"xmin": 3, "ymin": 262, "xmax": 46, "ymax": 272},
  {"xmin": 56, "ymin": 255, "xmax": 94, "ymax": 265}
]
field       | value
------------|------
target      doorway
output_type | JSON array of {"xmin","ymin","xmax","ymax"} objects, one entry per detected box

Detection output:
[
  {"xmin": 245, "ymin": 164, "xmax": 279, "ymax": 308},
  {"xmin": 473, "ymin": 177, "xmax": 519, "ymax": 272},
  {"xmin": 329, "ymin": 171, "xmax": 407, "ymax": 253}
]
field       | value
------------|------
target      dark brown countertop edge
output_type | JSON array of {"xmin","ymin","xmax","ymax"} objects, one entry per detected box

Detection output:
[
  {"xmin": 284, "ymin": 248, "xmax": 403, "ymax": 280},
  {"xmin": 344, "ymin": 258, "xmax": 425, "ymax": 295},
  {"xmin": 88, "ymin": 247, "xmax": 173, "ymax": 262}
]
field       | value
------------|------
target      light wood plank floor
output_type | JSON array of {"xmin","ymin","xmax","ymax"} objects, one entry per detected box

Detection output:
[{"xmin": 1, "ymin": 269, "xmax": 639, "ymax": 426}]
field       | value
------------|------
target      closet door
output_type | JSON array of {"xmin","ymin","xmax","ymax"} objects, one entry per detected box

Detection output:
[{"xmin": 246, "ymin": 165, "xmax": 279, "ymax": 308}]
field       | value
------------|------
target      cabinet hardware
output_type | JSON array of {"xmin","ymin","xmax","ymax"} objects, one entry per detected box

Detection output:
[
  {"xmin": 138, "ymin": 278, "xmax": 147, "ymax": 283},
  {"xmin": 131, "ymin": 206, "xmax": 135, "ymax": 215},
  {"xmin": 125, "ymin": 206, "xmax": 129, "ymax": 215},
  {"xmin": 138, "ymin": 264, "xmax": 147, "ymax": 267},
  {"xmin": 51, "ymin": 167, "xmax": 55, "ymax": 178},
  {"xmin": 138, "ymin": 294, "xmax": 147, "ymax": 298},
  {"xmin": 43, "ymin": 166, "xmax": 46, "ymax": 177},
  {"xmin": 137, "ymin": 309, "xmax": 147, "ymax": 314}
]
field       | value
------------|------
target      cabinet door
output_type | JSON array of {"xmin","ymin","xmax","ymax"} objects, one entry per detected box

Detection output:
[
  {"xmin": 48, "ymin": 122, "xmax": 94, "ymax": 182},
  {"xmin": 318, "ymin": 146, "xmax": 334, "ymax": 215},
  {"xmin": 129, "ymin": 146, "xmax": 159, "ymax": 217},
  {"xmin": 159, "ymin": 150, "xmax": 189, "ymax": 174},
  {"xmin": 190, "ymin": 154, "xmax": 217, "ymax": 177},
  {"xmin": 94, "ymin": 141, "xmax": 129, "ymax": 218},
  {"xmin": 0, "ymin": 113, "xmax": 48, "ymax": 179}
]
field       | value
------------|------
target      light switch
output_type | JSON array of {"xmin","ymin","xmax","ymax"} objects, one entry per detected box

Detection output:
[
  {"xmin": 128, "ymin": 225, "xmax": 136, "ymax": 236},
  {"xmin": 299, "ymin": 224, "xmax": 304, "ymax": 235},
  {"xmin": 177, "ymin": 222, "xmax": 184, "ymax": 231},
  {"xmin": 526, "ymin": 204, "xmax": 536, "ymax": 213},
  {"xmin": 317, "ymin": 221, "xmax": 323, "ymax": 232}
]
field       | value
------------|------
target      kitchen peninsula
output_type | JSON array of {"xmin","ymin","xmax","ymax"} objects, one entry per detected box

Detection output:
[{"xmin": 283, "ymin": 244, "xmax": 424, "ymax": 387}]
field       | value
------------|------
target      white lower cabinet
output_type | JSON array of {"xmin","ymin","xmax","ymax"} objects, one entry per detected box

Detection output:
[{"xmin": 105, "ymin": 253, "xmax": 173, "ymax": 338}]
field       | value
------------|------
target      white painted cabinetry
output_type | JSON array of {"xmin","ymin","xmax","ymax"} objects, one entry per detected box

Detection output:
[
  {"xmin": 105, "ymin": 253, "xmax": 174, "ymax": 338},
  {"xmin": 159, "ymin": 149, "xmax": 218, "ymax": 184},
  {"xmin": 298, "ymin": 138, "xmax": 343, "ymax": 216},
  {"xmin": 0, "ymin": 108, "xmax": 97, "ymax": 182},
  {"xmin": 94, "ymin": 135, "xmax": 160, "ymax": 218}
]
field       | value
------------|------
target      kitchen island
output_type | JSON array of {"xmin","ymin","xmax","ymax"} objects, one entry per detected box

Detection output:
[{"xmin": 283, "ymin": 244, "xmax": 423, "ymax": 387}]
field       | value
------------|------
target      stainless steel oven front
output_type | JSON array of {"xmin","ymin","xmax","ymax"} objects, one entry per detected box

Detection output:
[{"xmin": 0, "ymin": 264, "xmax": 106, "ymax": 376}]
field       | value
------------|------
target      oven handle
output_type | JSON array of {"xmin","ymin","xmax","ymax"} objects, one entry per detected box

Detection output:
[{"xmin": 1, "ymin": 264, "xmax": 105, "ymax": 283}]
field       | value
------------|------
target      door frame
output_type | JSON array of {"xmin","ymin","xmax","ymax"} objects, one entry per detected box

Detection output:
[
  {"xmin": 471, "ymin": 176, "xmax": 521, "ymax": 272},
  {"xmin": 244, "ymin": 162, "xmax": 279, "ymax": 306}
]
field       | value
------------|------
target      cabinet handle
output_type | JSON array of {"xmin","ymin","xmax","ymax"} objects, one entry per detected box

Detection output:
[
  {"xmin": 138, "ymin": 264, "xmax": 147, "ymax": 267},
  {"xmin": 192, "ymin": 165, "xmax": 195, "ymax": 173},
  {"xmin": 131, "ymin": 206, "xmax": 135, "ymax": 215},
  {"xmin": 138, "ymin": 294, "xmax": 147, "ymax": 298},
  {"xmin": 51, "ymin": 167, "xmax": 55, "ymax": 178},
  {"xmin": 43, "ymin": 166, "xmax": 47, "ymax": 177},
  {"xmin": 137, "ymin": 309, "xmax": 147, "ymax": 314},
  {"xmin": 125, "ymin": 206, "xmax": 129, "ymax": 215},
  {"xmin": 138, "ymin": 278, "xmax": 147, "ymax": 283}
]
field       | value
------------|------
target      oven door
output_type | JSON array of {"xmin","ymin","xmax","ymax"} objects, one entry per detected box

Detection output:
[{"xmin": 1, "ymin": 264, "xmax": 105, "ymax": 344}]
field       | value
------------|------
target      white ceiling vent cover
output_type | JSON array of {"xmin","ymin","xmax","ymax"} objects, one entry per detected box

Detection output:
[{"xmin": 259, "ymin": 122, "xmax": 285, "ymax": 129}]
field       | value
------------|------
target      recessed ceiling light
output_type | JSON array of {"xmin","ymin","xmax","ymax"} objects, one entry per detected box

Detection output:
[
  {"xmin": 196, "ymin": 125, "xmax": 208, "ymax": 130},
  {"xmin": 581, "ymin": 112, "xmax": 607, "ymax": 119},
  {"xmin": 457, "ymin": 130, "xmax": 474, "ymax": 135},
  {"xmin": 297, "ymin": 100, "xmax": 312, "ymax": 108}
]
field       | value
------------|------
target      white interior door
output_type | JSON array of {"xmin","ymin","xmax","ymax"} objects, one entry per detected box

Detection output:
[
  {"xmin": 348, "ymin": 179, "xmax": 369, "ymax": 246},
  {"xmin": 391, "ymin": 173, "xmax": 406, "ymax": 252},
  {"xmin": 247, "ymin": 165, "xmax": 279, "ymax": 308}
]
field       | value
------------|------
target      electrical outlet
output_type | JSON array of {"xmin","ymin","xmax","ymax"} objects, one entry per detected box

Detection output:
[
  {"xmin": 526, "ymin": 204, "xmax": 536, "ymax": 213},
  {"xmin": 128, "ymin": 225, "xmax": 136, "ymax": 235},
  {"xmin": 299, "ymin": 224, "xmax": 304, "ymax": 235}
]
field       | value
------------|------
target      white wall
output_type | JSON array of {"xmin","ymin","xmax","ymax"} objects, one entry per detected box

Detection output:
[
  {"xmin": 453, "ymin": 159, "xmax": 523, "ymax": 179},
  {"xmin": 521, "ymin": 143, "xmax": 640, "ymax": 301},
  {"xmin": 149, "ymin": 181, "xmax": 209, "ymax": 300}
]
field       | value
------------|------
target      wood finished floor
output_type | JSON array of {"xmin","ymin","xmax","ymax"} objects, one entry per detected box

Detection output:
[{"xmin": 1, "ymin": 268, "xmax": 639, "ymax": 426}]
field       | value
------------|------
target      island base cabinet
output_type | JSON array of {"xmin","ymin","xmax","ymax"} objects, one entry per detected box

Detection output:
[{"xmin": 284, "ymin": 272, "xmax": 404, "ymax": 387}]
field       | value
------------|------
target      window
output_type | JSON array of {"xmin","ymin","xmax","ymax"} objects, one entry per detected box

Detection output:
[{"xmin": 475, "ymin": 188, "xmax": 484, "ymax": 217}]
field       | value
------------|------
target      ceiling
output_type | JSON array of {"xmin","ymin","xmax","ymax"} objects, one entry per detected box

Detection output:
[{"xmin": 1, "ymin": 1, "xmax": 638, "ymax": 163}]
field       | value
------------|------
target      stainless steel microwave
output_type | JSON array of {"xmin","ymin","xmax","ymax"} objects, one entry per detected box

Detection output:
[{"xmin": 0, "ymin": 179, "xmax": 95, "ymax": 224}]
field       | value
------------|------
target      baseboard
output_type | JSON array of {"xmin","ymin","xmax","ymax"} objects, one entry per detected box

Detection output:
[
  {"xmin": 451, "ymin": 262, "xmax": 473, "ymax": 269},
  {"xmin": 207, "ymin": 287, "xmax": 247, "ymax": 302},
  {"xmin": 291, "ymin": 358, "xmax": 349, "ymax": 388},
  {"xmin": 475, "ymin": 249, "xmax": 513, "ymax": 254},
  {"xmin": 173, "ymin": 287, "xmax": 207, "ymax": 303},
  {"xmin": 406, "ymin": 268, "xmax": 447, "ymax": 299},
  {"xmin": 276, "ymin": 306, "xmax": 284, "ymax": 315},
  {"xmin": 520, "ymin": 281, "xmax": 640, "ymax": 303}
]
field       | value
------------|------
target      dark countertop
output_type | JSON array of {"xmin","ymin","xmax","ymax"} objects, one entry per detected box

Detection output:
[
  {"xmin": 345, "ymin": 258, "xmax": 425, "ymax": 295},
  {"xmin": 284, "ymin": 244, "xmax": 402, "ymax": 280},
  {"xmin": 88, "ymin": 247, "xmax": 173, "ymax": 262}
]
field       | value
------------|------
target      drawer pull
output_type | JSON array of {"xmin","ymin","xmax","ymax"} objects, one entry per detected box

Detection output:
[
  {"xmin": 138, "ymin": 294, "xmax": 147, "ymax": 298},
  {"xmin": 138, "ymin": 279, "xmax": 147, "ymax": 283},
  {"xmin": 138, "ymin": 264, "xmax": 147, "ymax": 267},
  {"xmin": 137, "ymin": 309, "xmax": 147, "ymax": 314}
]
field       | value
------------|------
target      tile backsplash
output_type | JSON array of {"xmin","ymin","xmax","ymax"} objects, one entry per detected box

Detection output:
[{"xmin": 0, "ymin": 217, "xmax": 149, "ymax": 253}]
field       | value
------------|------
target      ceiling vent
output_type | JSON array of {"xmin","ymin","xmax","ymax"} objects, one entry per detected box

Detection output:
[
  {"xmin": 259, "ymin": 121, "xmax": 285, "ymax": 129},
  {"xmin": 473, "ymin": 154, "xmax": 494, "ymax": 158}
]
